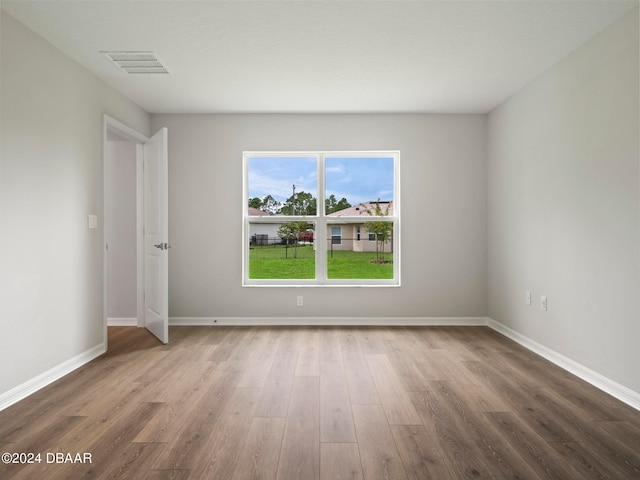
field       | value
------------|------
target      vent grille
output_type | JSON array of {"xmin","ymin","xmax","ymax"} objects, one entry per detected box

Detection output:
[{"xmin": 101, "ymin": 51, "xmax": 169, "ymax": 75}]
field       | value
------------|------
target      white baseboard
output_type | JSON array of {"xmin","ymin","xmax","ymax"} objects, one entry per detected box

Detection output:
[
  {"xmin": 169, "ymin": 316, "xmax": 488, "ymax": 327},
  {"xmin": 486, "ymin": 318, "xmax": 640, "ymax": 412},
  {"xmin": 107, "ymin": 317, "xmax": 138, "ymax": 326},
  {"xmin": 0, "ymin": 342, "xmax": 106, "ymax": 412}
]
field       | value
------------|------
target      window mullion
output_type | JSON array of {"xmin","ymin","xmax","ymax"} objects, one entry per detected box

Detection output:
[{"xmin": 316, "ymin": 154, "xmax": 327, "ymax": 283}]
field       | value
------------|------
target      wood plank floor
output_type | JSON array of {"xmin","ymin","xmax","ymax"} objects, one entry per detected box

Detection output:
[{"xmin": 1, "ymin": 326, "xmax": 639, "ymax": 479}]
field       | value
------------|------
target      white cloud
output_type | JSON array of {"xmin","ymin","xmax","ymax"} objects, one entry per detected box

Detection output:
[{"xmin": 326, "ymin": 163, "xmax": 346, "ymax": 174}]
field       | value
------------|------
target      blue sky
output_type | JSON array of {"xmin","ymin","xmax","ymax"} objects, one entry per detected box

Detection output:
[{"xmin": 248, "ymin": 156, "xmax": 394, "ymax": 206}]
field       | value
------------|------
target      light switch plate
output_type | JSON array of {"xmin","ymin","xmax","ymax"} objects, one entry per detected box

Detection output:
[{"xmin": 88, "ymin": 215, "xmax": 98, "ymax": 229}]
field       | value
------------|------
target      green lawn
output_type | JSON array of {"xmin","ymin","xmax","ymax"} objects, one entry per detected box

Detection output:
[
  {"xmin": 249, "ymin": 245, "xmax": 393, "ymax": 279},
  {"xmin": 327, "ymin": 250, "xmax": 393, "ymax": 279},
  {"xmin": 249, "ymin": 244, "xmax": 315, "ymax": 279}
]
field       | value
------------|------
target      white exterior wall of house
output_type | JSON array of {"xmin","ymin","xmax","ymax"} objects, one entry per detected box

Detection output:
[{"xmin": 249, "ymin": 223, "xmax": 282, "ymax": 245}]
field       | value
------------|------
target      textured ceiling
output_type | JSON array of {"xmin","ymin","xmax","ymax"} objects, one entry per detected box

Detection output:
[{"xmin": 2, "ymin": 1, "xmax": 638, "ymax": 114}]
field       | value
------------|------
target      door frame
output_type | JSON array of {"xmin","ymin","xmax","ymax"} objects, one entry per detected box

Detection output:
[{"xmin": 102, "ymin": 114, "xmax": 149, "ymax": 349}]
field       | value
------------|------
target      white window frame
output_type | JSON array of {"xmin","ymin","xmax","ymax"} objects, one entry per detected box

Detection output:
[{"xmin": 243, "ymin": 151, "xmax": 400, "ymax": 287}]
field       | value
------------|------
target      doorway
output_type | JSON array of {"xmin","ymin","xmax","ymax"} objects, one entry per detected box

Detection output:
[
  {"xmin": 103, "ymin": 115, "xmax": 169, "ymax": 347},
  {"xmin": 105, "ymin": 131, "xmax": 140, "ymax": 328}
]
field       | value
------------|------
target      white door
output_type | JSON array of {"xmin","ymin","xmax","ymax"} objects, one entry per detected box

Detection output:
[{"xmin": 143, "ymin": 128, "xmax": 169, "ymax": 343}]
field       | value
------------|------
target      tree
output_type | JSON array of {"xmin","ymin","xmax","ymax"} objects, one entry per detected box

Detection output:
[
  {"xmin": 280, "ymin": 191, "xmax": 316, "ymax": 216},
  {"xmin": 261, "ymin": 195, "xmax": 281, "ymax": 215},
  {"xmin": 325, "ymin": 194, "xmax": 351, "ymax": 214},
  {"xmin": 248, "ymin": 195, "xmax": 281, "ymax": 214},
  {"xmin": 364, "ymin": 200, "xmax": 393, "ymax": 264},
  {"xmin": 277, "ymin": 221, "xmax": 313, "ymax": 258},
  {"xmin": 248, "ymin": 197, "xmax": 262, "ymax": 209}
]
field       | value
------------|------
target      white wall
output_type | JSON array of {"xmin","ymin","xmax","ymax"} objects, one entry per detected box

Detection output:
[
  {"xmin": 150, "ymin": 113, "xmax": 487, "ymax": 319},
  {"xmin": 487, "ymin": 9, "xmax": 640, "ymax": 393},
  {"xmin": 105, "ymin": 140, "xmax": 138, "ymax": 319},
  {"xmin": 0, "ymin": 12, "xmax": 151, "ymax": 396}
]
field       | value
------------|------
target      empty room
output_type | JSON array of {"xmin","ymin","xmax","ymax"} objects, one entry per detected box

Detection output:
[{"xmin": 1, "ymin": 1, "xmax": 639, "ymax": 479}]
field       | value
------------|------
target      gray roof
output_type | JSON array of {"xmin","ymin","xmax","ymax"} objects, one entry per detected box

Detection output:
[
  {"xmin": 328, "ymin": 201, "xmax": 393, "ymax": 217},
  {"xmin": 248, "ymin": 207, "xmax": 269, "ymax": 216}
]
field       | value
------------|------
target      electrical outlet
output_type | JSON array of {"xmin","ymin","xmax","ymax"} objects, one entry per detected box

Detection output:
[
  {"xmin": 540, "ymin": 296, "xmax": 547, "ymax": 311},
  {"xmin": 296, "ymin": 296, "xmax": 303, "ymax": 307},
  {"xmin": 525, "ymin": 291, "xmax": 531, "ymax": 305}
]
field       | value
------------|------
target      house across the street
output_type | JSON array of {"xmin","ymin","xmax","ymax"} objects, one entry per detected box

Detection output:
[
  {"xmin": 327, "ymin": 201, "xmax": 394, "ymax": 252},
  {"xmin": 247, "ymin": 207, "xmax": 281, "ymax": 245}
]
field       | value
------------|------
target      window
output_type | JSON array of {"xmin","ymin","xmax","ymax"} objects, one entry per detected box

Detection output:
[
  {"xmin": 243, "ymin": 151, "xmax": 399, "ymax": 286},
  {"xmin": 331, "ymin": 226, "xmax": 342, "ymax": 245}
]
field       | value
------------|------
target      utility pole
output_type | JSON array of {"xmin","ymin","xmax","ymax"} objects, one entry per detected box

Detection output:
[{"xmin": 292, "ymin": 184, "xmax": 296, "ymax": 215}]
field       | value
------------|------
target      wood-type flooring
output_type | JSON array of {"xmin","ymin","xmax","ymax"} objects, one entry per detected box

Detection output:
[{"xmin": 1, "ymin": 325, "xmax": 639, "ymax": 479}]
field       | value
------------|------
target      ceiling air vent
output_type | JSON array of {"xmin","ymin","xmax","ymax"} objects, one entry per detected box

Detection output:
[{"xmin": 101, "ymin": 51, "xmax": 169, "ymax": 75}]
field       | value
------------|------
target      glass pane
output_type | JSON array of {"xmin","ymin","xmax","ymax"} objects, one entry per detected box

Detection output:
[
  {"xmin": 330, "ymin": 226, "xmax": 342, "ymax": 245},
  {"xmin": 248, "ymin": 156, "xmax": 317, "ymax": 216},
  {"xmin": 249, "ymin": 222, "xmax": 316, "ymax": 279},
  {"xmin": 326, "ymin": 222, "xmax": 394, "ymax": 279},
  {"xmin": 325, "ymin": 156, "xmax": 394, "ymax": 215}
]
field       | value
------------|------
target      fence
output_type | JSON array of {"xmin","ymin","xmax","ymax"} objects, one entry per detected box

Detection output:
[{"xmin": 249, "ymin": 235, "xmax": 393, "ymax": 257}]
